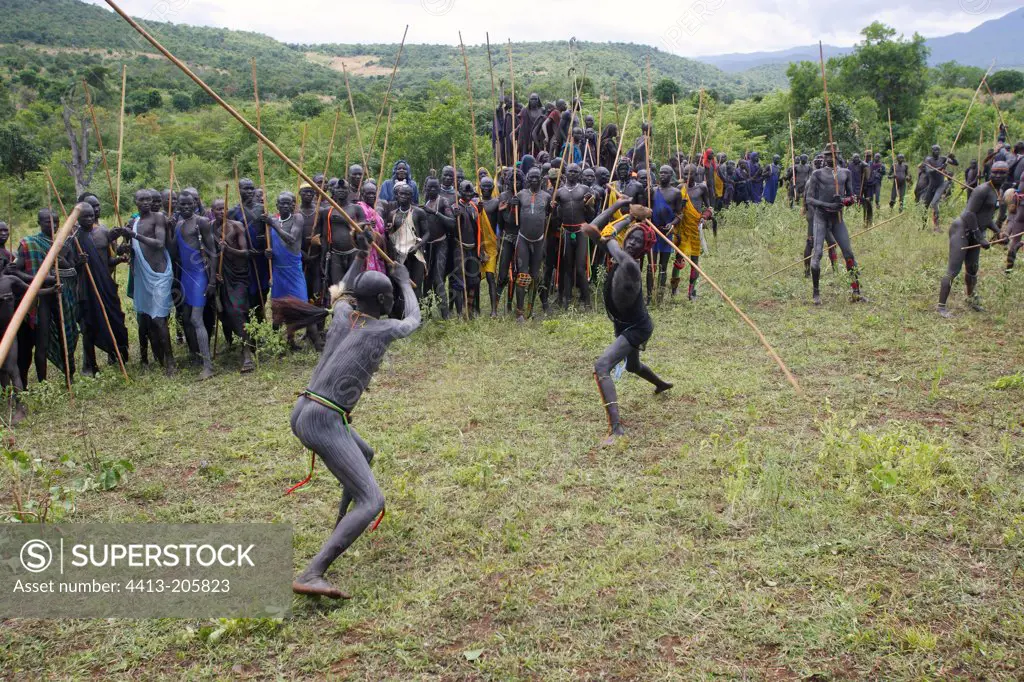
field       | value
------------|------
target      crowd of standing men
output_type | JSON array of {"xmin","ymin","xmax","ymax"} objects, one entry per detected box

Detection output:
[{"xmin": 0, "ymin": 98, "xmax": 1021, "ymax": 423}]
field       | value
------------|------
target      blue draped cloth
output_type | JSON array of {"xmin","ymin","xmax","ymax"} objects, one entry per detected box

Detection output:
[
  {"xmin": 129, "ymin": 238, "xmax": 172, "ymax": 318},
  {"xmin": 764, "ymin": 165, "xmax": 780, "ymax": 204},
  {"xmin": 270, "ymin": 227, "xmax": 307, "ymax": 301},
  {"xmin": 651, "ymin": 188, "xmax": 675, "ymax": 254},
  {"xmin": 175, "ymin": 228, "xmax": 208, "ymax": 308}
]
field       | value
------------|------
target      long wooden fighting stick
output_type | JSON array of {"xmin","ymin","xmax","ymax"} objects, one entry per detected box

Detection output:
[
  {"xmin": 788, "ymin": 112, "xmax": 798, "ymax": 195},
  {"xmin": 459, "ymin": 32, "xmax": 481, "ymax": 186},
  {"xmin": 44, "ymin": 181, "xmax": 74, "ymax": 396},
  {"xmin": 101, "ymin": 1, "xmax": 393, "ymax": 266},
  {"xmin": 645, "ymin": 221, "xmax": 803, "ymax": 396},
  {"xmin": 341, "ymin": 62, "xmax": 370, "ymax": 191},
  {"xmin": 294, "ymin": 123, "xmax": 308, "ymax": 197},
  {"xmin": 81, "ymin": 81, "xmax": 123, "ymax": 229},
  {"xmin": 307, "ymin": 108, "xmax": 340, "ymax": 268},
  {"xmin": 46, "ymin": 171, "xmax": 130, "ymax": 382},
  {"xmin": 0, "ymin": 205, "xmax": 83, "ymax": 377},
  {"xmin": 506, "ymin": 40, "xmax": 519, "ymax": 222},
  {"xmin": 368, "ymin": 25, "xmax": 408, "ymax": 155},
  {"xmin": 167, "ymin": 155, "xmax": 175, "ymax": 215},
  {"xmin": 250, "ymin": 57, "xmax": 274, "ymax": 285},
  {"xmin": 950, "ymin": 61, "xmax": 995, "ymax": 156},
  {"xmin": 763, "ymin": 214, "xmax": 903, "ymax": 279},
  {"xmin": 485, "ymin": 33, "xmax": 500, "ymax": 174},
  {"xmin": 982, "ymin": 77, "xmax": 1008, "ymax": 136},
  {"xmin": 115, "ymin": 65, "xmax": 127, "ymax": 218},
  {"xmin": 818, "ymin": 42, "xmax": 840, "ymax": 196},
  {"xmin": 452, "ymin": 143, "xmax": 470, "ymax": 322},
  {"xmin": 685, "ymin": 90, "xmax": 703, "ymax": 187},
  {"xmin": 605, "ymin": 105, "xmax": 632, "ymax": 210},
  {"xmin": 376, "ymin": 106, "xmax": 392, "ymax": 190},
  {"xmin": 213, "ymin": 183, "xmax": 229, "ymax": 359},
  {"xmin": 233, "ymin": 162, "xmax": 265, "ymax": 309},
  {"xmin": 596, "ymin": 97, "xmax": 604, "ymax": 169}
]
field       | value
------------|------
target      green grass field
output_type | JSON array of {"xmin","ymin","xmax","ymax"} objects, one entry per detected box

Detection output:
[{"xmin": 2, "ymin": 199, "xmax": 1023, "ymax": 680}]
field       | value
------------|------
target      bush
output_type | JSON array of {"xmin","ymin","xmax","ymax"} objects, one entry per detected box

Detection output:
[{"xmin": 290, "ymin": 93, "xmax": 325, "ymax": 119}]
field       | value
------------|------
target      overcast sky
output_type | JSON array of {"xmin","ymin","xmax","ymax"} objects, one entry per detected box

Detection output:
[{"xmin": 86, "ymin": 0, "xmax": 1018, "ymax": 57}]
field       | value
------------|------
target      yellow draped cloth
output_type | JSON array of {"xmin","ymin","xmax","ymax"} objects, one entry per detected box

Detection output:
[
  {"xmin": 600, "ymin": 186, "xmax": 629, "ymax": 244},
  {"xmin": 675, "ymin": 198, "xmax": 702, "ymax": 257},
  {"xmin": 478, "ymin": 205, "xmax": 498, "ymax": 275}
]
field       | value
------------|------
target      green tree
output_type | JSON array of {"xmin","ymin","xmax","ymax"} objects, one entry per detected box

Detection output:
[
  {"xmin": 170, "ymin": 92, "xmax": 194, "ymax": 112},
  {"xmin": 786, "ymin": 61, "xmax": 821, "ymax": 118},
  {"xmin": 127, "ymin": 89, "xmax": 163, "ymax": 115},
  {"xmin": 290, "ymin": 93, "xmax": 326, "ymax": 119},
  {"xmin": 0, "ymin": 124, "xmax": 42, "ymax": 177},
  {"xmin": 653, "ymin": 78, "xmax": 681, "ymax": 105},
  {"xmin": 835, "ymin": 22, "xmax": 929, "ymax": 124},
  {"xmin": 931, "ymin": 62, "xmax": 985, "ymax": 89},
  {"xmin": 987, "ymin": 70, "xmax": 1024, "ymax": 94},
  {"xmin": 793, "ymin": 95, "xmax": 858, "ymax": 158}
]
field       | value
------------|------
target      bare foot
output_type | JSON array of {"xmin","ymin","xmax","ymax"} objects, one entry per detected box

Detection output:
[
  {"xmin": 292, "ymin": 575, "xmax": 351, "ymax": 600},
  {"xmin": 11, "ymin": 404, "xmax": 27, "ymax": 426},
  {"xmin": 600, "ymin": 427, "xmax": 626, "ymax": 447},
  {"xmin": 200, "ymin": 366, "xmax": 214, "ymax": 381},
  {"xmin": 655, "ymin": 382, "xmax": 673, "ymax": 395}
]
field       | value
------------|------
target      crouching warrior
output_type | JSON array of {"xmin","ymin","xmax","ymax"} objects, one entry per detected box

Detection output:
[
  {"xmin": 274, "ymin": 230, "xmax": 420, "ymax": 599},
  {"xmin": 581, "ymin": 199, "xmax": 673, "ymax": 446}
]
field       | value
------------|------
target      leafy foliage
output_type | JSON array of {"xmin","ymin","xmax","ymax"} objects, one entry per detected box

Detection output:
[{"xmin": 987, "ymin": 70, "xmax": 1024, "ymax": 94}]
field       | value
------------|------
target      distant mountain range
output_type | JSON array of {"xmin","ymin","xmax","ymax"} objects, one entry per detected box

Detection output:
[{"xmin": 698, "ymin": 8, "xmax": 1024, "ymax": 72}]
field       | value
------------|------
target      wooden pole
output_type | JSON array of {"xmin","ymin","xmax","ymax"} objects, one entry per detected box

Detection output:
[
  {"xmin": 322, "ymin": 109, "xmax": 341, "ymax": 181},
  {"xmin": 646, "ymin": 55, "xmax": 653, "ymax": 124},
  {"xmin": 982, "ymin": 77, "xmax": 1008, "ymax": 134},
  {"xmin": 167, "ymin": 155, "xmax": 175, "ymax": 214},
  {"xmin": 250, "ymin": 57, "xmax": 273, "ymax": 284},
  {"xmin": 295, "ymin": 123, "xmax": 308, "ymax": 197},
  {"xmin": 597, "ymin": 97, "xmax": 604, "ymax": 168},
  {"xmin": 43, "ymin": 181, "xmax": 74, "ymax": 396},
  {"xmin": 646, "ymin": 220, "xmax": 803, "ymax": 396},
  {"xmin": 818, "ymin": 42, "xmax": 840, "ymax": 195},
  {"xmin": 234, "ymin": 162, "xmax": 264, "ymax": 309},
  {"xmin": 341, "ymin": 62, "xmax": 370, "ymax": 189},
  {"xmin": 485, "ymin": 33, "xmax": 500, "ymax": 174},
  {"xmin": 368, "ymin": 24, "xmax": 408, "ymax": 155},
  {"xmin": 101, "ymin": 0, "xmax": 390, "ymax": 262},
  {"xmin": 81, "ymin": 81, "xmax": 122, "ymax": 228},
  {"xmin": 459, "ymin": 32, "xmax": 481, "ymax": 186},
  {"xmin": 671, "ymin": 95, "xmax": 682, "ymax": 173},
  {"xmin": 45, "ymin": 171, "xmax": 128, "ymax": 381},
  {"xmin": 764, "ymin": 214, "xmax": 902, "ymax": 279},
  {"xmin": 951, "ymin": 61, "xmax": 995, "ymax": 155},
  {"xmin": 507, "ymin": 40, "xmax": 519, "ymax": 218},
  {"xmin": 213, "ymin": 183, "xmax": 229, "ymax": 359},
  {"xmin": 613, "ymin": 82, "xmax": 620, "ymax": 129},
  {"xmin": 788, "ymin": 112, "xmax": 798, "ymax": 193},
  {"xmin": 376, "ymin": 106, "xmax": 392, "ymax": 190},
  {"xmin": 453, "ymin": 143, "xmax": 469, "ymax": 322},
  {"xmin": 685, "ymin": 90, "xmax": 703, "ymax": 186},
  {"xmin": 115, "ymin": 64, "xmax": 127, "ymax": 219},
  {"xmin": 0, "ymin": 204, "xmax": 84, "ymax": 382}
]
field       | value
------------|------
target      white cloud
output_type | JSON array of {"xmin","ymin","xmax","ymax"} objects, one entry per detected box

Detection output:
[{"xmin": 84, "ymin": 0, "xmax": 1014, "ymax": 57}]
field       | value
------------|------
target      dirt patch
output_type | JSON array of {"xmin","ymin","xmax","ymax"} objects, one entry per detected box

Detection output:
[{"xmin": 304, "ymin": 53, "xmax": 391, "ymax": 77}]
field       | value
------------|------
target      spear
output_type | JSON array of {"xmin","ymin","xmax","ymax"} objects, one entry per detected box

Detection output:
[
  {"xmin": 99, "ymin": 1, "xmax": 392, "ymax": 264},
  {"xmin": 368, "ymin": 24, "xmax": 408, "ymax": 155},
  {"xmin": 342, "ymin": 62, "xmax": 370, "ymax": 190},
  {"xmin": 459, "ymin": 32, "xmax": 481, "ymax": 186},
  {"xmin": 645, "ymin": 220, "xmax": 803, "ymax": 396},
  {"xmin": 45, "ymin": 170, "xmax": 129, "ymax": 381},
  {"xmin": 0, "ymin": 204, "xmax": 84, "ymax": 376},
  {"xmin": 43, "ymin": 180, "xmax": 74, "ymax": 396},
  {"xmin": 115, "ymin": 65, "xmax": 127, "ymax": 218}
]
